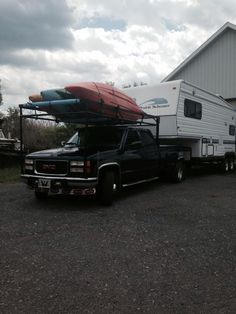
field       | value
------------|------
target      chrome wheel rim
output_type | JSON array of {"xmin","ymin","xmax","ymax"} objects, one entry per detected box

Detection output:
[
  {"xmin": 225, "ymin": 161, "xmax": 229, "ymax": 172},
  {"xmin": 177, "ymin": 168, "xmax": 183, "ymax": 180}
]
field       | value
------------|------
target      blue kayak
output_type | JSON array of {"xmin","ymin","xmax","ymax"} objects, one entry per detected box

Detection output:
[
  {"xmin": 22, "ymin": 97, "xmax": 143, "ymax": 124},
  {"xmin": 40, "ymin": 89, "xmax": 62, "ymax": 101}
]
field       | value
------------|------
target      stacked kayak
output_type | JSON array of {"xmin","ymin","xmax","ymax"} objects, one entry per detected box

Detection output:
[{"xmin": 25, "ymin": 82, "xmax": 145, "ymax": 123}]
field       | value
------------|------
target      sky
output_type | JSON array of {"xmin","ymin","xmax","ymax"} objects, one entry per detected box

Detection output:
[{"xmin": 1, "ymin": 0, "xmax": 236, "ymax": 111}]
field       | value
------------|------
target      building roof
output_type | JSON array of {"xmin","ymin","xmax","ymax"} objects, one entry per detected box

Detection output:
[{"xmin": 162, "ymin": 22, "xmax": 236, "ymax": 82}]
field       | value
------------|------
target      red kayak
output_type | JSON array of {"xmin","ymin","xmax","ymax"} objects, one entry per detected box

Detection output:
[
  {"xmin": 27, "ymin": 82, "xmax": 146, "ymax": 123},
  {"xmin": 65, "ymin": 82, "xmax": 144, "ymax": 121}
]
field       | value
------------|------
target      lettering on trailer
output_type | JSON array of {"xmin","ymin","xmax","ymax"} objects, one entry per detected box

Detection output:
[{"xmin": 139, "ymin": 98, "xmax": 170, "ymax": 110}]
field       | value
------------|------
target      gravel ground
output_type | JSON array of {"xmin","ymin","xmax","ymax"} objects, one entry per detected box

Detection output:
[{"xmin": 0, "ymin": 170, "xmax": 236, "ymax": 314}]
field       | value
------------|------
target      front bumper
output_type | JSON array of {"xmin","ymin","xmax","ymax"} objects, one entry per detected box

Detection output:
[{"xmin": 21, "ymin": 174, "xmax": 98, "ymax": 195}]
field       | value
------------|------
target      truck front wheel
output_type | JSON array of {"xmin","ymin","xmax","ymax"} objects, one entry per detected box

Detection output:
[
  {"xmin": 172, "ymin": 161, "xmax": 186, "ymax": 183},
  {"xmin": 97, "ymin": 171, "xmax": 116, "ymax": 206}
]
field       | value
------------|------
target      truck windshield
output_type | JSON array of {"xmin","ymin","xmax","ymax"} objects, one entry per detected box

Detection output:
[{"xmin": 65, "ymin": 127, "xmax": 123, "ymax": 148}]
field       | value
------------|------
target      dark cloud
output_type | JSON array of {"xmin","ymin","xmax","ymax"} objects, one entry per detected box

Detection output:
[
  {"xmin": 0, "ymin": 0, "xmax": 74, "ymax": 51},
  {"xmin": 0, "ymin": 50, "xmax": 47, "ymax": 68},
  {"xmin": 1, "ymin": 0, "xmax": 236, "ymax": 107}
]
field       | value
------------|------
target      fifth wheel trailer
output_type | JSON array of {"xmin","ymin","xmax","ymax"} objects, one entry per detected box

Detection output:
[{"xmin": 125, "ymin": 80, "xmax": 236, "ymax": 170}]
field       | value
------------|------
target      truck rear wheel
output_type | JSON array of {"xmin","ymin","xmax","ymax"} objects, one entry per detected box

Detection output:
[
  {"xmin": 97, "ymin": 171, "xmax": 116, "ymax": 206},
  {"xmin": 172, "ymin": 161, "xmax": 186, "ymax": 183}
]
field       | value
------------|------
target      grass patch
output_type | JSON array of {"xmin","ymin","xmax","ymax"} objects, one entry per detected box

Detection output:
[{"xmin": 0, "ymin": 166, "xmax": 21, "ymax": 183}]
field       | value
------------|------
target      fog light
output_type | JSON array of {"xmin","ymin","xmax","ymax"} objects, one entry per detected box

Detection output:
[
  {"xmin": 70, "ymin": 167, "xmax": 84, "ymax": 173},
  {"xmin": 25, "ymin": 165, "xmax": 33, "ymax": 170}
]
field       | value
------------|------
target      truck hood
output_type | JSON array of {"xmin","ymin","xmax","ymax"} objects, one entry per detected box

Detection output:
[
  {"xmin": 27, "ymin": 146, "xmax": 80, "ymax": 158},
  {"xmin": 27, "ymin": 145, "xmax": 118, "ymax": 159}
]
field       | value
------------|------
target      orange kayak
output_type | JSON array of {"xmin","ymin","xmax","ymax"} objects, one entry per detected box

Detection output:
[
  {"xmin": 65, "ymin": 82, "xmax": 144, "ymax": 120},
  {"xmin": 29, "ymin": 94, "xmax": 43, "ymax": 102},
  {"xmin": 27, "ymin": 82, "xmax": 145, "ymax": 123}
]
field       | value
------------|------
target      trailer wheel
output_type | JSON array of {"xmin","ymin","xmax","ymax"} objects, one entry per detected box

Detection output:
[
  {"xmin": 35, "ymin": 190, "xmax": 48, "ymax": 200},
  {"xmin": 97, "ymin": 171, "xmax": 116, "ymax": 206},
  {"xmin": 221, "ymin": 158, "xmax": 230, "ymax": 173},
  {"xmin": 229, "ymin": 158, "xmax": 235, "ymax": 171},
  {"xmin": 172, "ymin": 161, "xmax": 186, "ymax": 183}
]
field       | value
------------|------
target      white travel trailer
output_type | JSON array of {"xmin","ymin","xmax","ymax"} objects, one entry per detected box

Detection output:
[{"xmin": 125, "ymin": 80, "xmax": 236, "ymax": 169}]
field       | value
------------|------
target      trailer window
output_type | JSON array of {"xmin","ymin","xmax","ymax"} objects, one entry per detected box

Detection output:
[
  {"xmin": 229, "ymin": 125, "xmax": 235, "ymax": 136},
  {"xmin": 184, "ymin": 99, "xmax": 202, "ymax": 119}
]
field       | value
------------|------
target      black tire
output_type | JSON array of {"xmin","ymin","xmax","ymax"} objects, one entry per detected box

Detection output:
[
  {"xmin": 35, "ymin": 190, "xmax": 48, "ymax": 200},
  {"xmin": 221, "ymin": 158, "xmax": 230, "ymax": 173},
  {"xmin": 97, "ymin": 171, "xmax": 116, "ymax": 206},
  {"xmin": 172, "ymin": 161, "xmax": 186, "ymax": 183},
  {"xmin": 229, "ymin": 158, "xmax": 235, "ymax": 171}
]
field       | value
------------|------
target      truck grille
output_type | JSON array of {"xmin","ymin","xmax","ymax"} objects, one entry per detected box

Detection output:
[{"xmin": 35, "ymin": 160, "xmax": 68, "ymax": 175}]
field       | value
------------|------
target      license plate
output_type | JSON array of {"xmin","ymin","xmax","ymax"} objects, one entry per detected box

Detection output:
[{"xmin": 38, "ymin": 179, "xmax": 51, "ymax": 189}]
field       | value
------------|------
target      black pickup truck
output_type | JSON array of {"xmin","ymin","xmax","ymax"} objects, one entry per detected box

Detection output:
[{"xmin": 22, "ymin": 125, "xmax": 189, "ymax": 205}]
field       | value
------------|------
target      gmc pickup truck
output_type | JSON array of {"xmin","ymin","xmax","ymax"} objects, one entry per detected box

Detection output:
[{"xmin": 22, "ymin": 125, "xmax": 189, "ymax": 205}]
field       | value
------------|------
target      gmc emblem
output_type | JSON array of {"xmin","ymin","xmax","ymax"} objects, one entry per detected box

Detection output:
[{"xmin": 42, "ymin": 164, "xmax": 56, "ymax": 171}]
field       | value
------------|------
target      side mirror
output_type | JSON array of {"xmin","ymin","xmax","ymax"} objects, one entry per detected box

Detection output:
[{"xmin": 61, "ymin": 141, "xmax": 65, "ymax": 147}]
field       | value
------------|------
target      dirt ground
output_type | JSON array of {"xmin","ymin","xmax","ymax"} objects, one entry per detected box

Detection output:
[{"xmin": 1, "ymin": 170, "xmax": 236, "ymax": 313}]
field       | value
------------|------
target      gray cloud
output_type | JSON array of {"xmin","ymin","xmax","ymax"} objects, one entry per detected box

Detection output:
[
  {"xmin": 77, "ymin": 15, "xmax": 127, "ymax": 31},
  {"xmin": 74, "ymin": 0, "xmax": 236, "ymax": 33},
  {"xmin": 1, "ymin": 0, "xmax": 236, "ymax": 107},
  {"xmin": 0, "ymin": 0, "xmax": 74, "ymax": 51},
  {"xmin": 0, "ymin": 50, "xmax": 48, "ymax": 68}
]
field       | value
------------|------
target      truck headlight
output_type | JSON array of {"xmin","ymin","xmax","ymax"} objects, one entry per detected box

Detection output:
[
  {"xmin": 25, "ymin": 159, "xmax": 34, "ymax": 170},
  {"xmin": 69, "ymin": 160, "xmax": 92, "ymax": 174},
  {"xmin": 70, "ymin": 161, "xmax": 84, "ymax": 166},
  {"xmin": 70, "ymin": 160, "xmax": 84, "ymax": 173}
]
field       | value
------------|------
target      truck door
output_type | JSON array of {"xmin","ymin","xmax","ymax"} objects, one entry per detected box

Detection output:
[
  {"xmin": 120, "ymin": 129, "xmax": 146, "ymax": 183},
  {"xmin": 139, "ymin": 129, "xmax": 160, "ymax": 178}
]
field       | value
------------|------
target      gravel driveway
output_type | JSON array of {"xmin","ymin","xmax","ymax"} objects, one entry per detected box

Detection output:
[{"xmin": 1, "ymin": 170, "xmax": 236, "ymax": 314}]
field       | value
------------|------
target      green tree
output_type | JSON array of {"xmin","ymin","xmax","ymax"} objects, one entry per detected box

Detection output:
[{"xmin": 1, "ymin": 107, "xmax": 78, "ymax": 152}]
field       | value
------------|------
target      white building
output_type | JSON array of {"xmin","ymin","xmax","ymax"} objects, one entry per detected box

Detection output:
[{"xmin": 163, "ymin": 22, "xmax": 236, "ymax": 108}]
